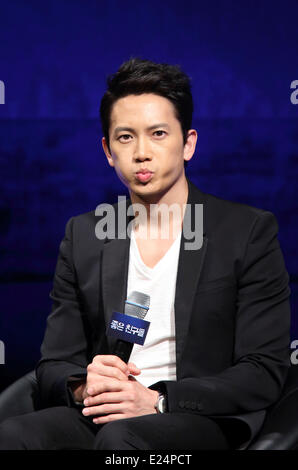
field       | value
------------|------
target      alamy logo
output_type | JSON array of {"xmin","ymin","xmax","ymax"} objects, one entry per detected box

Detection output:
[
  {"xmin": 0, "ymin": 340, "xmax": 5, "ymax": 364},
  {"xmin": 0, "ymin": 80, "xmax": 5, "ymax": 104},
  {"xmin": 290, "ymin": 80, "xmax": 298, "ymax": 105},
  {"xmin": 95, "ymin": 197, "xmax": 204, "ymax": 250},
  {"xmin": 290, "ymin": 339, "xmax": 298, "ymax": 364}
]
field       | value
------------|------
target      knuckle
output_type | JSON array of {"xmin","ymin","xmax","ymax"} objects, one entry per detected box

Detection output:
[
  {"xmin": 112, "ymin": 355, "xmax": 123, "ymax": 368},
  {"xmin": 128, "ymin": 402, "xmax": 134, "ymax": 412},
  {"xmin": 93, "ymin": 355, "xmax": 103, "ymax": 364},
  {"xmin": 114, "ymin": 369, "xmax": 123, "ymax": 380},
  {"xmin": 100, "ymin": 404, "xmax": 109, "ymax": 414},
  {"xmin": 98, "ymin": 393, "xmax": 106, "ymax": 403},
  {"xmin": 109, "ymin": 355, "xmax": 118, "ymax": 365}
]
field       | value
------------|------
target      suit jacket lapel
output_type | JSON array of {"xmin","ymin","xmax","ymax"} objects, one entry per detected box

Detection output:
[
  {"xmin": 174, "ymin": 179, "xmax": 208, "ymax": 375},
  {"xmin": 101, "ymin": 197, "xmax": 132, "ymax": 352}
]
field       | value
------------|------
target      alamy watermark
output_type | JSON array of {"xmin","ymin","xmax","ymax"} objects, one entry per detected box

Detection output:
[
  {"xmin": 95, "ymin": 197, "xmax": 203, "ymax": 250},
  {"xmin": 0, "ymin": 340, "xmax": 5, "ymax": 364},
  {"xmin": 290, "ymin": 80, "xmax": 298, "ymax": 105},
  {"xmin": 290, "ymin": 340, "xmax": 298, "ymax": 364},
  {"xmin": 0, "ymin": 80, "xmax": 5, "ymax": 104}
]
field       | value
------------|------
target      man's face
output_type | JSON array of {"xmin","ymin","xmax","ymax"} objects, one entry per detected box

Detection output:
[{"xmin": 102, "ymin": 93, "xmax": 196, "ymax": 202}]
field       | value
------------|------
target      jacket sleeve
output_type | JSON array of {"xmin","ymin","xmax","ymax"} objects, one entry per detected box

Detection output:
[
  {"xmin": 150, "ymin": 211, "xmax": 291, "ymax": 416},
  {"xmin": 35, "ymin": 217, "xmax": 88, "ymax": 407}
]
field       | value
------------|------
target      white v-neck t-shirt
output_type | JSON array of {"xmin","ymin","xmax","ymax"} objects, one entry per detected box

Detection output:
[{"xmin": 127, "ymin": 228, "xmax": 181, "ymax": 387}]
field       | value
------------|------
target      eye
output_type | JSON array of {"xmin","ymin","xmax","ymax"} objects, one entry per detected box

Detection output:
[
  {"xmin": 153, "ymin": 130, "xmax": 166, "ymax": 137},
  {"xmin": 118, "ymin": 134, "xmax": 132, "ymax": 142}
]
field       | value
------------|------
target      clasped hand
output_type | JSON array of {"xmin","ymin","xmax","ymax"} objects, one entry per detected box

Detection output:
[{"xmin": 81, "ymin": 355, "xmax": 159, "ymax": 424}]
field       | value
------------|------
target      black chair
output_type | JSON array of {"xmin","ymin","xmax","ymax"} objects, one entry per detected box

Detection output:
[
  {"xmin": 1, "ymin": 365, "xmax": 298, "ymax": 450},
  {"xmin": 248, "ymin": 364, "xmax": 298, "ymax": 449},
  {"xmin": 0, "ymin": 370, "xmax": 42, "ymax": 423}
]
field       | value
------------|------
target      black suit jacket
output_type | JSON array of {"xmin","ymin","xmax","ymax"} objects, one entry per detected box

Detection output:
[{"xmin": 36, "ymin": 178, "xmax": 291, "ymax": 449}]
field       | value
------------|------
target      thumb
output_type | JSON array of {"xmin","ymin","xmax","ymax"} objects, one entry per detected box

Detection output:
[{"xmin": 127, "ymin": 362, "xmax": 141, "ymax": 375}]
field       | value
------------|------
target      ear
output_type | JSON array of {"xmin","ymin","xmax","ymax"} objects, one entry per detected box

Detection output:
[
  {"xmin": 102, "ymin": 137, "xmax": 115, "ymax": 167},
  {"xmin": 183, "ymin": 129, "xmax": 197, "ymax": 163}
]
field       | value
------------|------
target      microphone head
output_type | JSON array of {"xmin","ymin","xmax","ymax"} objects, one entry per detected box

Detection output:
[{"xmin": 124, "ymin": 291, "xmax": 150, "ymax": 320}]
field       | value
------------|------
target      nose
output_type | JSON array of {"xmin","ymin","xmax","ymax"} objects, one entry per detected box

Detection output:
[{"xmin": 133, "ymin": 135, "xmax": 152, "ymax": 162}]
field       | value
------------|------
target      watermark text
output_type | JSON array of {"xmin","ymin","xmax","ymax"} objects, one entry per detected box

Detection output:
[
  {"xmin": 290, "ymin": 80, "xmax": 298, "ymax": 105},
  {"xmin": 95, "ymin": 198, "xmax": 203, "ymax": 250},
  {"xmin": 0, "ymin": 340, "xmax": 5, "ymax": 364},
  {"xmin": 0, "ymin": 80, "xmax": 5, "ymax": 104}
]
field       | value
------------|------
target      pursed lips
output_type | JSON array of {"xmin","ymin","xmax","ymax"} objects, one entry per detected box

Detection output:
[{"xmin": 135, "ymin": 169, "xmax": 153, "ymax": 182}]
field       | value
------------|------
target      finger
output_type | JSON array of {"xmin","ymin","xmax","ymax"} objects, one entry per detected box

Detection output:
[
  {"xmin": 92, "ymin": 414, "xmax": 126, "ymax": 425},
  {"xmin": 92, "ymin": 413, "xmax": 127, "ymax": 425},
  {"xmin": 127, "ymin": 362, "xmax": 141, "ymax": 375},
  {"xmin": 84, "ymin": 391, "xmax": 126, "ymax": 407},
  {"xmin": 86, "ymin": 377, "xmax": 124, "ymax": 396},
  {"xmin": 87, "ymin": 362, "xmax": 129, "ymax": 382},
  {"xmin": 82, "ymin": 402, "xmax": 124, "ymax": 417},
  {"xmin": 93, "ymin": 355, "xmax": 130, "ymax": 376}
]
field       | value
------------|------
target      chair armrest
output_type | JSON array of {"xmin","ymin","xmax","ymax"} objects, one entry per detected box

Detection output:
[
  {"xmin": 248, "ymin": 366, "xmax": 298, "ymax": 450},
  {"xmin": 0, "ymin": 370, "xmax": 40, "ymax": 423}
]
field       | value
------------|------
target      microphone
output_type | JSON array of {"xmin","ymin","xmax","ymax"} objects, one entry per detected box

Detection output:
[{"xmin": 107, "ymin": 291, "xmax": 150, "ymax": 363}]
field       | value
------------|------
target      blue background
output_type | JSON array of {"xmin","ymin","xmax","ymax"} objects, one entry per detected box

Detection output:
[{"xmin": 0, "ymin": 0, "xmax": 297, "ymax": 390}]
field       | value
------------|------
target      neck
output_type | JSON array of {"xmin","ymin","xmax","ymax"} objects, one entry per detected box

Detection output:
[{"xmin": 129, "ymin": 175, "xmax": 189, "ymax": 240}]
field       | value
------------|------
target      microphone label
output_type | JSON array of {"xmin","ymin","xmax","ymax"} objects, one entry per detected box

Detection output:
[{"xmin": 107, "ymin": 312, "xmax": 150, "ymax": 345}]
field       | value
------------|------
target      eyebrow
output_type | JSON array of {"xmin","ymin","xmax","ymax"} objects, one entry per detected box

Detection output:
[{"xmin": 113, "ymin": 123, "xmax": 170, "ymax": 135}]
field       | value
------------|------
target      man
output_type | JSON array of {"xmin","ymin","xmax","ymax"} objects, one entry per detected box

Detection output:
[{"xmin": 0, "ymin": 58, "xmax": 291, "ymax": 450}]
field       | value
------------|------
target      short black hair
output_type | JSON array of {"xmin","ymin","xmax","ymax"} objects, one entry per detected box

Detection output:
[{"xmin": 100, "ymin": 57, "xmax": 193, "ymax": 166}]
